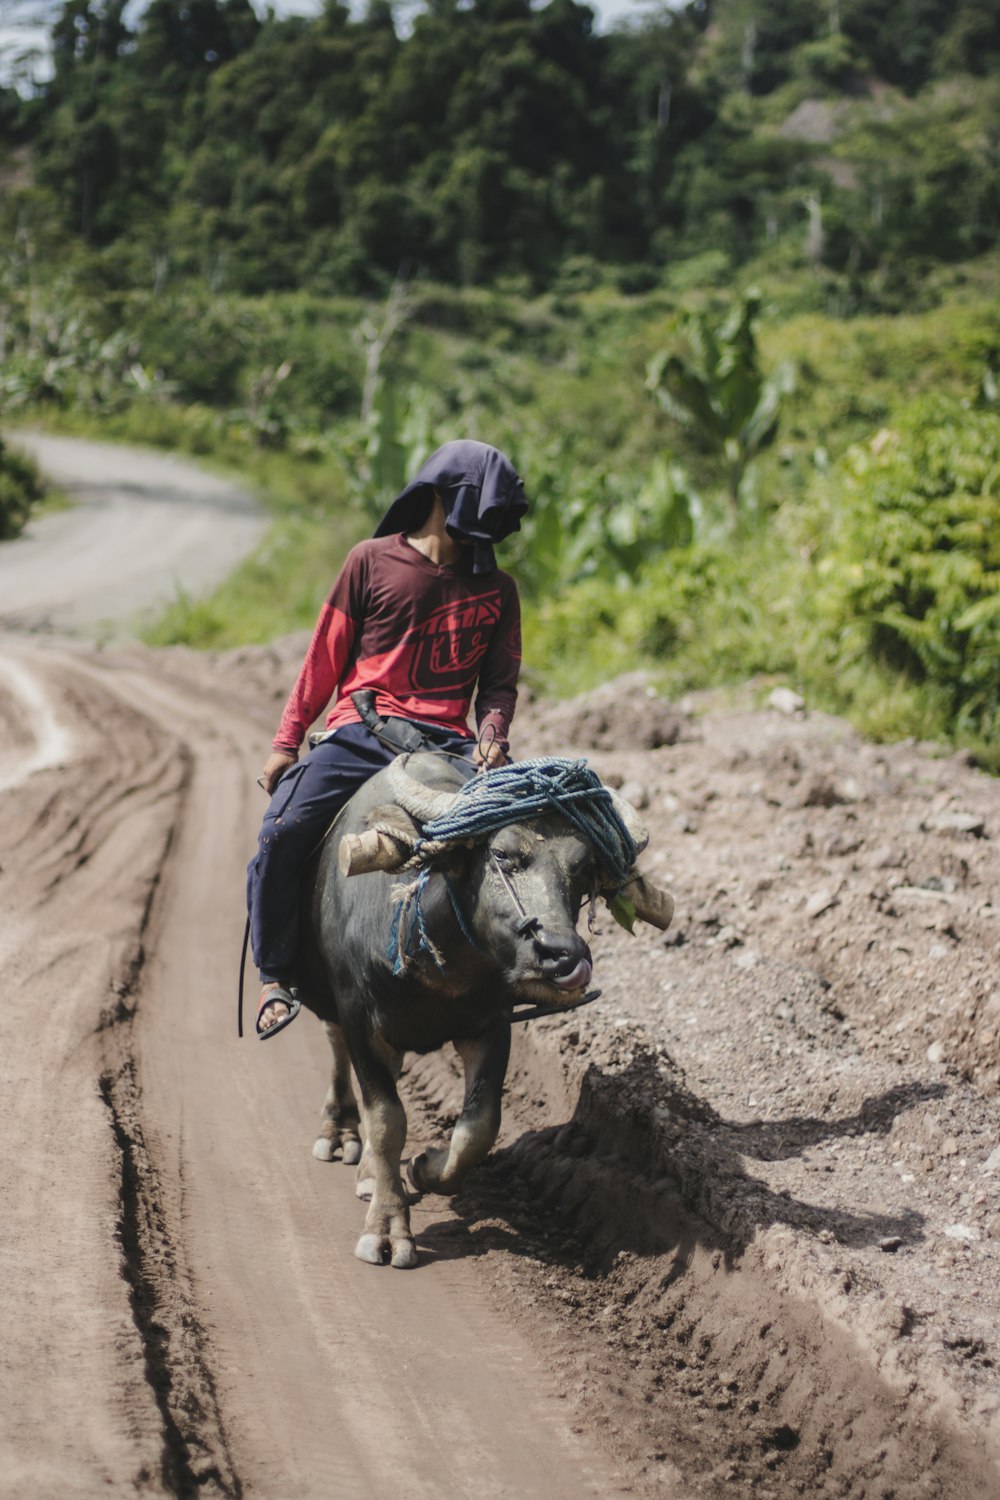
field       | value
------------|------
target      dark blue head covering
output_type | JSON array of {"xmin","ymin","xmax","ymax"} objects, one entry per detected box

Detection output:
[{"xmin": 374, "ymin": 439, "xmax": 528, "ymax": 573}]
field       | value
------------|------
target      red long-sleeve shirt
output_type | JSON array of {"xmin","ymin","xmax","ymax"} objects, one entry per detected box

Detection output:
[{"xmin": 272, "ymin": 534, "xmax": 521, "ymax": 754}]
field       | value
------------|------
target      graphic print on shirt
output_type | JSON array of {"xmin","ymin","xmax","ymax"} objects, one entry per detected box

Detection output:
[{"xmin": 400, "ymin": 592, "xmax": 502, "ymax": 693}]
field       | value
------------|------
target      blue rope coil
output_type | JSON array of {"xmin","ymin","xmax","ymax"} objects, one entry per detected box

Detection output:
[{"xmin": 418, "ymin": 757, "xmax": 637, "ymax": 889}]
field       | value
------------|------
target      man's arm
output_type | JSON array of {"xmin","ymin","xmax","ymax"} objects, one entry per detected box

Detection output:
[
  {"xmin": 260, "ymin": 551, "xmax": 367, "ymax": 791},
  {"xmin": 473, "ymin": 578, "xmax": 521, "ymax": 766},
  {"xmin": 270, "ymin": 601, "xmax": 352, "ymax": 753}
]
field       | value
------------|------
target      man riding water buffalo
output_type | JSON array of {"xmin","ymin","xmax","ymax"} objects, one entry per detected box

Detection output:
[{"xmin": 247, "ymin": 439, "xmax": 528, "ymax": 1039}]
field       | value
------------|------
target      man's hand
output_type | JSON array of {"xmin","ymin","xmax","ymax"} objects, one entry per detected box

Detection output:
[
  {"xmin": 473, "ymin": 739, "xmax": 507, "ymax": 770},
  {"xmin": 260, "ymin": 750, "xmax": 298, "ymax": 795}
]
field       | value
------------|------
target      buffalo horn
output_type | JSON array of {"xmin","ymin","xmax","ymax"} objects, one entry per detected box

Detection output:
[
  {"xmin": 385, "ymin": 757, "xmax": 463, "ymax": 824},
  {"xmin": 606, "ymin": 788, "xmax": 650, "ymax": 856},
  {"xmin": 622, "ymin": 873, "xmax": 675, "ymax": 931},
  {"xmin": 339, "ymin": 828, "xmax": 411, "ymax": 877}
]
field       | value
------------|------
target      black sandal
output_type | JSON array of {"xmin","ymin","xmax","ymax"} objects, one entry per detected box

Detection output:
[{"xmin": 255, "ymin": 983, "xmax": 302, "ymax": 1040}]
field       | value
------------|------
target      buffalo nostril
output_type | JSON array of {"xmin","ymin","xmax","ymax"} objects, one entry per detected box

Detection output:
[{"xmin": 533, "ymin": 928, "xmax": 590, "ymax": 977}]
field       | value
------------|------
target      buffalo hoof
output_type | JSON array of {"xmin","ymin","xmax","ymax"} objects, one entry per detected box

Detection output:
[
  {"xmin": 354, "ymin": 1234, "xmax": 417, "ymax": 1268},
  {"xmin": 355, "ymin": 1233, "xmax": 389, "ymax": 1265},
  {"xmin": 407, "ymin": 1153, "xmax": 430, "ymax": 1194},
  {"xmin": 355, "ymin": 1177, "xmax": 375, "ymax": 1201},
  {"xmin": 313, "ymin": 1136, "xmax": 363, "ymax": 1164},
  {"xmin": 391, "ymin": 1239, "xmax": 418, "ymax": 1269}
]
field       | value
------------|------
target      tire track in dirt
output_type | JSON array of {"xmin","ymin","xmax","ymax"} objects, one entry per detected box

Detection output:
[
  {"xmin": 0, "ymin": 655, "xmax": 73, "ymax": 790},
  {"xmin": 97, "ymin": 1057, "xmax": 243, "ymax": 1498},
  {"xmin": 0, "ymin": 644, "xmax": 189, "ymax": 1497}
]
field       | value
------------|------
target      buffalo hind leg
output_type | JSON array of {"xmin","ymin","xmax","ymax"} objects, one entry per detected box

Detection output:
[
  {"xmin": 312, "ymin": 1021, "xmax": 362, "ymax": 1165},
  {"xmin": 353, "ymin": 1046, "xmax": 403, "ymax": 1201},
  {"xmin": 351, "ymin": 1042, "xmax": 416, "ymax": 1269},
  {"xmin": 409, "ymin": 1021, "xmax": 511, "ymax": 1197}
]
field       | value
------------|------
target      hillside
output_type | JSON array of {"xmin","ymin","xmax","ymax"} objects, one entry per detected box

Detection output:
[
  {"xmin": 0, "ymin": 0, "xmax": 998, "ymax": 295},
  {"xmin": 1, "ymin": 0, "xmax": 998, "ymax": 767}
]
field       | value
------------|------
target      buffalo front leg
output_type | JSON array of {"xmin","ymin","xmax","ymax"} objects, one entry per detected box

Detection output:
[
  {"xmin": 351, "ymin": 1041, "xmax": 416, "ymax": 1269},
  {"xmin": 409, "ymin": 1020, "xmax": 511, "ymax": 1197},
  {"xmin": 312, "ymin": 1021, "xmax": 362, "ymax": 1165}
]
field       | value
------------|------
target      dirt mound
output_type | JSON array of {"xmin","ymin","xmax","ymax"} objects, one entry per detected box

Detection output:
[
  {"xmin": 454, "ymin": 675, "xmax": 998, "ymax": 1495},
  {"xmin": 407, "ymin": 1013, "xmax": 998, "ymax": 1498},
  {"xmin": 521, "ymin": 670, "xmax": 690, "ymax": 754}
]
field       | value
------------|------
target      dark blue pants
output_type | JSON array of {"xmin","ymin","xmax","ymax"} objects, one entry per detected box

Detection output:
[{"xmin": 247, "ymin": 722, "xmax": 474, "ymax": 985}]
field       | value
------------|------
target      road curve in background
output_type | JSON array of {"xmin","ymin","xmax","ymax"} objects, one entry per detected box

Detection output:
[{"xmin": 0, "ymin": 431, "xmax": 267, "ymax": 636}]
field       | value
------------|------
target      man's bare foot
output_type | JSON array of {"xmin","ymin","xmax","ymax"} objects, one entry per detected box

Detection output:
[{"xmin": 256, "ymin": 982, "xmax": 299, "ymax": 1039}]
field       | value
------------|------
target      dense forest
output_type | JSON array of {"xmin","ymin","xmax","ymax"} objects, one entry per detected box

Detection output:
[
  {"xmin": 0, "ymin": 0, "xmax": 999, "ymax": 766},
  {"xmin": 1, "ymin": 0, "xmax": 999, "ymax": 293}
]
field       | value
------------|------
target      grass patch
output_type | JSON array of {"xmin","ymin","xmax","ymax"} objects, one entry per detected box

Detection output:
[{"xmin": 145, "ymin": 511, "xmax": 368, "ymax": 649}]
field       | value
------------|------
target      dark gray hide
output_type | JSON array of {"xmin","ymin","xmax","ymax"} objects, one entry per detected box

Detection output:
[{"xmin": 297, "ymin": 751, "xmax": 603, "ymax": 1269}]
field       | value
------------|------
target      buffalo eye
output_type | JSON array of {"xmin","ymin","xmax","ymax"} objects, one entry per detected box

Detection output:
[{"xmin": 491, "ymin": 839, "xmax": 528, "ymax": 872}]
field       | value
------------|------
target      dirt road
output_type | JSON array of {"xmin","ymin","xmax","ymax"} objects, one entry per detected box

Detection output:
[
  {"xmin": 0, "ymin": 444, "xmax": 640, "ymax": 1499},
  {"xmin": 0, "ymin": 432, "xmax": 267, "ymax": 635},
  {"xmin": 2, "ymin": 438, "xmax": 999, "ymax": 1499}
]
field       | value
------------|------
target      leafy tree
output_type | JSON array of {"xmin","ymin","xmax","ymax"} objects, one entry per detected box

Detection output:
[
  {"xmin": 646, "ymin": 292, "xmax": 794, "ymax": 514},
  {"xmin": 8, "ymin": 0, "xmax": 1000, "ymax": 294}
]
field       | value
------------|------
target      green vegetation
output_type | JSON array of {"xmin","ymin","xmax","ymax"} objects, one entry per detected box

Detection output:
[
  {"xmin": 810, "ymin": 399, "xmax": 1000, "ymax": 759},
  {"xmin": 1, "ymin": 0, "xmax": 998, "ymax": 765},
  {"xmin": 2, "ymin": 0, "xmax": 998, "ymax": 297},
  {"xmin": 527, "ymin": 385, "xmax": 1000, "ymax": 768},
  {"xmin": 12, "ymin": 270, "xmax": 995, "ymax": 763},
  {"xmin": 646, "ymin": 291, "xmax": 795, "ymax": 513},
  {"xmin": 0, "ymin": 435, "xmax": 45, "ymax": 538}
]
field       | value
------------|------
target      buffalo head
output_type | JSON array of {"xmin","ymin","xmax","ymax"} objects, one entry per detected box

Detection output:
[{"xmin": 338, "ymin": 753, "xmax": 674, "ymax": 1009}]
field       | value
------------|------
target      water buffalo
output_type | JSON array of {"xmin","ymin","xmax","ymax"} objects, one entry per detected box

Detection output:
[{"xmin": 296, "ymin": 749, "xmax": 673, "ymax": 1268}]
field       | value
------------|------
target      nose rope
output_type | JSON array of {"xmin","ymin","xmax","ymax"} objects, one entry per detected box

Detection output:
[{"xmin": 488, "ymin": 849, "xmax": 540, "ymax": 937}]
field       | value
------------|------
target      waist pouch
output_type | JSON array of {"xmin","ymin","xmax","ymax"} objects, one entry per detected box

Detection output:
[{"xmin": 308, "ymin": 715, "xmax": 462, "ymax": 756}]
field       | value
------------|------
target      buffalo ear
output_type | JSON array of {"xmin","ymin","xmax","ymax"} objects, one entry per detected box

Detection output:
[
  {"xmin": 600, "ymin": 871, "xmax": 675, "ymax": 931},
  {"xmin": 621, "ymin": 873, "xmax": 674, "ymax": 931}
]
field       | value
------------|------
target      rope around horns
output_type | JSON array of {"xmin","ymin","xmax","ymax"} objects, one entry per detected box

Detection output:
[{"xmin": 416, "ymin": 757, "xmax": 637, "ymax": 890}]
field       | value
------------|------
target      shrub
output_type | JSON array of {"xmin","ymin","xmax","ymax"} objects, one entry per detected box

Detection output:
[
  {"xmin": 0, "ymin": 436, "xmax": 45, "ymax": 539},
  {"xmin": 811, "ymin": 397, "xmax": 1000, "ymax": 750}
]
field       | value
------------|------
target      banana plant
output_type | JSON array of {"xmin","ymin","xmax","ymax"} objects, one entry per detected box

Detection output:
[{"xmin": 646, "ymin": 291, "xmax": 794, "ymax": 516}]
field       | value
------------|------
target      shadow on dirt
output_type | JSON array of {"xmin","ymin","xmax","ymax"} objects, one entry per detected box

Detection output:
[
  {"xmin": 406, "ymin": 1033, "xmax": 990, "ymax": 1499},
  {"xmin": 421, "ymin": 1054, "xmax": 946, "ymax": 1275}
]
